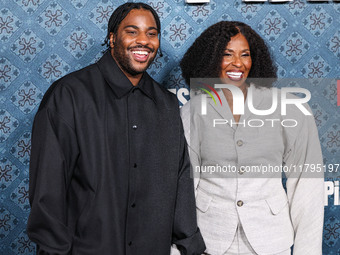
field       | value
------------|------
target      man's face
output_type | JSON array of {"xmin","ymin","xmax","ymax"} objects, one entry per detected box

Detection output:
[{"xmin": 110, "ymin": 9, "xmax": 159, "ymax": 77}]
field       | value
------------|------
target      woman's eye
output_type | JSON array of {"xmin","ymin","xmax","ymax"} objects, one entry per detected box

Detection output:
[
  {"xmin": 127, "ymin": 31, "xmax": 136, "ymax": 34},
  {"xmin": 223, "ymin": 53, "xmax": 232, "ymax": 56}
]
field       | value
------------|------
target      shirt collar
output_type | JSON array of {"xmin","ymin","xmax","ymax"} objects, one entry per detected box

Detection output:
[{"xmin": 97, "ymin": 51, "xmax": 157, "ymax": 102}]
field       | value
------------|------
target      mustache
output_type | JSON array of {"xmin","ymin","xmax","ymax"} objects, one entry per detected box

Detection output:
[{"xmin": 128, "ymin": 45, "xmax": 154, "ymax": 53}]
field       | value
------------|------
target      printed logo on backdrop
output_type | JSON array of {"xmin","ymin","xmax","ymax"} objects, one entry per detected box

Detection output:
[{"xmin": 242, "ymin": 0, "xmax": 340, "ymax": 2}]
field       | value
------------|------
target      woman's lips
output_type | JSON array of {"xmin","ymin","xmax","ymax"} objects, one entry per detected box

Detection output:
[
  {"xmin": 131, "ymin": 50, "xmax": 149, "ymax": 62},
  {"xmin": 226, "ymin": 72, "xmax": 243, "ymax": 81}
]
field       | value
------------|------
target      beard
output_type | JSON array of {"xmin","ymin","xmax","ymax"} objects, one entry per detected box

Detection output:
[{"xmin": 113, "ymin": 39, "xmax": 156, "ymax": 76}]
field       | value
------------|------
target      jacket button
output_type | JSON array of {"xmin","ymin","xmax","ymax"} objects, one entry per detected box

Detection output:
[
  {"xmin": 236, "ymin": 140, "xmax": 243, "ymax": 146},
  {"xmin": 238, "ymin": 166, "xmax": 245, "ymax": 175},
  {"xmin": 133, "ymin": 163, "xmax": 137, "ymax": 168},
  {"xmin": 132, "ymin": 125, "xmax": 137, "ymax": 130},
  {"xmin": 237, "ymin": 200, "xmax": 244, "ymax": 207},
  {"xmin": 131, "ymin": 203, "xmax": 136, "ymax": 208},
  {"xmin": 128, "ymin": 241, "xmax": 132, "ymax": 246}
]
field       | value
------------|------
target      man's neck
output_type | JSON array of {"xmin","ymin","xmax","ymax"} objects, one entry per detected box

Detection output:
[{"xmin": 111, "ymin": 50, "xmax": 142, "ymax": 86}]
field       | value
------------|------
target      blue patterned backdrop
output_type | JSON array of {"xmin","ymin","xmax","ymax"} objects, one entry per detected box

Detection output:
[{"xmin": 0, "ymin": 0, "xmax": 339, "ymax": 254}]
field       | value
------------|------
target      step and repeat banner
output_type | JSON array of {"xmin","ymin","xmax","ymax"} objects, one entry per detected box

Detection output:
[{"xmin": 0, "ymin": 0, "xmax": 339, "ymax": 254}]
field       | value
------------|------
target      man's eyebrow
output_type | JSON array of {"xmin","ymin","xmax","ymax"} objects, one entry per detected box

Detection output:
[
  {"xmin": 123, "ymin": 25, "xmax": 139, "ymax": 30},
  {"xmin": 123, "ymin": 25, "xmax": 158, "ymax": 31}
]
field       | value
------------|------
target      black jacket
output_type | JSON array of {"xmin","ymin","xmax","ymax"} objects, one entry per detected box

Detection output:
[{"xmin": 27, "ymin": 51, "xmax": 205, "ymax": 255}]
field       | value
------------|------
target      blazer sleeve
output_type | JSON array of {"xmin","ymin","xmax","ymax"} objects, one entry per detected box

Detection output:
[
  {"xmin": 27, "ymin": 86, "xmax": 79, "ymax": 254},
  {"xmin": 283, "ymin": 109, "xmax": 324, "ymax": 255},
  {"xmin": 180, "ymin": 102, "xmax": 201, "ymax": 194},
  {"xmin": 170, "ymin": 112, "xmax": 206, "ymax": 255}
]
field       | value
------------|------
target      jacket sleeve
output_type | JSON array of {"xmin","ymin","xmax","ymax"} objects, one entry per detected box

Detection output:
[
  {"xmin": 284, "ymin": 109, "xmax": 324, "ymax": 255},
  {"xmin": 170, "ymin": 112, "xmax": 206, "ymax": 255},
  {"xmin": 180, "ymin": 102, "xmax": 201, "ymax": 194},
  {"xmin": 27, "ymin": 86, "xmax": 79, "ymax": 254}
]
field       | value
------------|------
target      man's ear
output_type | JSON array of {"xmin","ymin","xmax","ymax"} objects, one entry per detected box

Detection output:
[{"xmin": 109, "ymin": 32, "xmax": 115, "ymax": 48}]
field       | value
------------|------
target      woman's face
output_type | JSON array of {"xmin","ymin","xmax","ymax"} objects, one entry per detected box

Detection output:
[{"xmin": 219, "ymin": 33, "xmax": 252, "ymax": 87}]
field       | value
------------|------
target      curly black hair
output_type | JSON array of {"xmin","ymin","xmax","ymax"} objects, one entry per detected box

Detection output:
[
  {"xmin": 180, "ymin": 21, "xmax": 277, "ymax": 87},
  {"xmin": 103, "ymin": 2, "xmax": 161, "ymax": 51}
]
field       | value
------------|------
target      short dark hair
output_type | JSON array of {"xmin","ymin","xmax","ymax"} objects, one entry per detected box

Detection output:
[
  {"xmin": 180, "ymin": 21, "xmax": 277, "ymax": 87},
  {"xmin": 103, "ymin": 2, "xmax": 161, "ymax": 49}
]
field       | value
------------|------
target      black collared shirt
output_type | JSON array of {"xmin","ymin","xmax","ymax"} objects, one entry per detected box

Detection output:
[{"xmin": 27, "ymin": 51, "xmax": 205, "ymax": 255}]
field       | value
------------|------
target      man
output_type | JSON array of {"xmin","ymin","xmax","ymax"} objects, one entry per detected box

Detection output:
[{"xmin": 27, "ymin": 3, "xmax": 205, "ymax": 255}]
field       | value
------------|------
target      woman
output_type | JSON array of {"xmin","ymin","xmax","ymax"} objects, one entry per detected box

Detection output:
[{"xmin": 179, "ymin": 21, "xmax": 324, "ymax": 255}]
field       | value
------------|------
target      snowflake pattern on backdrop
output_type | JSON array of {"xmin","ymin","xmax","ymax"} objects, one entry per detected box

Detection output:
[{"xmin": 0, "ymin": 1, "xmax": 339, "ymax": 254}]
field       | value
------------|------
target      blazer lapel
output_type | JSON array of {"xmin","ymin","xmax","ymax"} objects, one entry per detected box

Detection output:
[{"xmin": 209, "ymin": 89, "xmax": 236, "ymax": 130}]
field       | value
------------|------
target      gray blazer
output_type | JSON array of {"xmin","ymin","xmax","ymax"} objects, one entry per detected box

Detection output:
[{"xmin": 179, "ymin": 84, "xmax": 324, "ymax": 255}]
